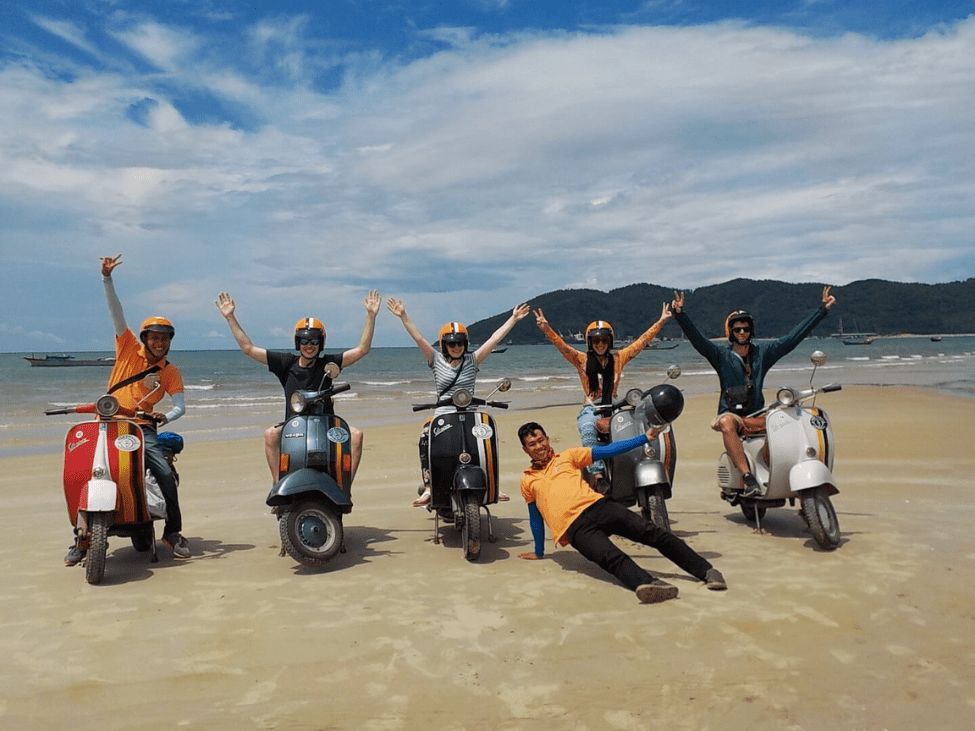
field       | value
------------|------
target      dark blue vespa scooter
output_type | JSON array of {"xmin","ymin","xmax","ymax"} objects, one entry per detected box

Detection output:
[{"xmin": 267, "ymin": 362, "xmax": 354, "ymax": 567}]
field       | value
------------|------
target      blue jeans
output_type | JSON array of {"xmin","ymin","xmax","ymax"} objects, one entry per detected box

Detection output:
[
  {"xmin": 577, "ymin": 404, "xmax": 605, "ymax": 474},
  {"xmin": 143, "ymin": 427, "xmax": 182, "ymax": 536}
]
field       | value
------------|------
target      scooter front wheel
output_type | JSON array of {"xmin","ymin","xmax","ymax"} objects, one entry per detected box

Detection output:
[
  {"xmin": 86, "ymin": 513, "xmax": 110, "ymax": 585},
  {"xmin": 638, "ymin": 486, "xmax": 671, "ymax": 532},
  {"xmin": 461, "ymin": 495, "xmax": 481, "ymax": 562},
  {"xmin": 278, "ymin": 500, "xmax": 344, "ymax": 567},
  {"xmin": 800, "ymin": 487, "xmax": 841, "ymax": 551}
]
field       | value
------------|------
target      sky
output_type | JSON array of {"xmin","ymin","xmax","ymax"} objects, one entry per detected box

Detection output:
[{"xmin": 2, "ymin": 0, "xmax": 973, "ymax": 352}]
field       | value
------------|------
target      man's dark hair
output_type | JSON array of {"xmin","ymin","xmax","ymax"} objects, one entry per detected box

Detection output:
[{"xmin": 517, "ymin": 422, "xmax": 547, "ymax": 446}]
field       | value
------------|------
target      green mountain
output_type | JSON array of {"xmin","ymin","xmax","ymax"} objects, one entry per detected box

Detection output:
[{"xmin": 468, "ymin": 278, "xmax": 975, "ymax": 345}]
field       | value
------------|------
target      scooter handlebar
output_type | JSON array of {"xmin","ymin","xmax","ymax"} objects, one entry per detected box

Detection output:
[{"xmin": 822, "ymin": 383, "xmax": 842, "ymax": 393}]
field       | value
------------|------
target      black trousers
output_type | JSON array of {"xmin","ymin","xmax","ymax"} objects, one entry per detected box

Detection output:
[{"xmin": 565, "ymin": 499, "xmax": 712, "ymax": 592}]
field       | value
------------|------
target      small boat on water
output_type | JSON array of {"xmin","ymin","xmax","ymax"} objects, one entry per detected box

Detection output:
[
  {"xmin": 842, "ymin": 335, "xmax": 875, "ymax": 346},
  {"xmin": 930, "ymin": 335, "xmax": 943, "ymax": 342},
  {"xmin": 24, "ymin": 354, "xmax": 115, "ymax": 367}
]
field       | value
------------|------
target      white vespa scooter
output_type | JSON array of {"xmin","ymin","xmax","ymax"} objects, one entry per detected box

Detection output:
[{"xmin": 717, "ymin": 351, "xmax": 843, "ymax": 550}]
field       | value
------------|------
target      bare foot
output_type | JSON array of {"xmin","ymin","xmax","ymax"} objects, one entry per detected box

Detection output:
[{"xmin": 413, "ymin": 489, "xmax": 432, "ymax": 507}]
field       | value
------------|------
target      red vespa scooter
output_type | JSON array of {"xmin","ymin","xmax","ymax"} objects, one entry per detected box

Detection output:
[{"xmin": 46, "ymin": 376, "xmax": 167, "ymax": 584}]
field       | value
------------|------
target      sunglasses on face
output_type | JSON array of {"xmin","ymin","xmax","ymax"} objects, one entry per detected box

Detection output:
[
  {"xmin": 591, "ymin": 337, "xmax": 611, "ymax": 345},
  {"xmin": 732, "ymin": 327, "xmax": 752, "ymax": 334},
  {"xmin": 299, "ymin": 338, "xmax": 322, "ymax": 346}
]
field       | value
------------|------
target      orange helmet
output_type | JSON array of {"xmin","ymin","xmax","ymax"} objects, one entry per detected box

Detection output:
[
  {"xmin": 438, "ymin": 322, "xmax": 468, "ymax": 355},
  {"xmin": 585, "ymin": 320, "xmax": 614, "ymax": 351},
  {"xmin": 139, "ymin": 316, "xmax": 175, "ymax": 344},
  {"xmin": 294, "ymin": 317, "xmax": 325, "ymax": 351},
  {"xmin": 724, "ymin": 310, "xmax": 755, "ymax": 342}
]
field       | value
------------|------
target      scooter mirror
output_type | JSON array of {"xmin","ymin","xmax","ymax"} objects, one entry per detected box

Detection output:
[
  {"xmin": 135, "ymin": 373, "xmax": 163, "ymax": 409},
  {"xmin": 666, "ymin": 365, "xmax": 681, "ymax": 380},
  {"xmin": 323, "ymin": 362, "xmax": 341, "ymax": 379},
  {"xmin": 496, "ymin": 378, "xmax": 512, "ymax": 393},
  {"xmin": 810, "ymin": 350, "xmax": 827, "ymax": 367}
]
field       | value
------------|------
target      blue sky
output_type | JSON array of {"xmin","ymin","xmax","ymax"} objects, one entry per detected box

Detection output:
[{"xmin": 2, "ymin": 1, "xmax": 973, "ymax": 352}]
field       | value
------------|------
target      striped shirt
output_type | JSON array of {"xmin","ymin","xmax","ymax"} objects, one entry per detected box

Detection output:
[{"xmin": 429, "ymin": 351, "xmax": 478, "ymax": 415}]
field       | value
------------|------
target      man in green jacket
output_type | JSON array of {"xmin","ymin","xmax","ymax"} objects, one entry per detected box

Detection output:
[{"xmin": 671, "ymin": 287, "xmax": 836, "ymax": 497}]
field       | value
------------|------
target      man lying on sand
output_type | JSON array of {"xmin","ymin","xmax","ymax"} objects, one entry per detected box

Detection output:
[{"xmin": 517, "ymin": 421, "xmax": 728, "ymax": 604}]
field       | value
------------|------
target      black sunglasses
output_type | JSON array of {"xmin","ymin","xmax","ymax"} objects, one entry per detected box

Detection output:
[
  {"xmin": 298, "ymin": 337, "xmax": 322, "ymax": 346},
  {"xmin": 732, "ymin": 326, "xmax": 752, "ymax": 333}
]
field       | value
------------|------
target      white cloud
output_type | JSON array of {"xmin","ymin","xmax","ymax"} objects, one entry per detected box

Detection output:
[{"xmin": 2, "ymin": 15, "xmax": 975, "ymax": 350}]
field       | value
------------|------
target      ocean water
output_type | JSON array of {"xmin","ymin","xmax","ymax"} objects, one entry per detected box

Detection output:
[{"xmin": 3, "ymin": 335, "xmax": 974, "ymax": 456}]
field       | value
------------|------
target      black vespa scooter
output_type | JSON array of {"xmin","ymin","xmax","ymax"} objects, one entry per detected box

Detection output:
[
  {"xmin": 412, "ymin": 379, "xmax": 511, "ymax": 561},
  {"xmin": 267, "ymin": 362, "xmax": 354, "ymax": 567}
]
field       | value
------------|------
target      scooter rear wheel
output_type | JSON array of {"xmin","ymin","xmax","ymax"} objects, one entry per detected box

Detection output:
[
  {"xmin": 86, "ymin": 513, "xmax": 110, "ymax": 585},
  {"xmin": 279, "ymin": 500, "xmax": 344, "ymax": 567}
]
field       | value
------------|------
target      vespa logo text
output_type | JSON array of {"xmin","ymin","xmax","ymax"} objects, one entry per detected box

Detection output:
[
  {"xmin": 68, "ymin": 438, "xmax": 90, "ymax": 453},
  {"xmin": 433, "ymin": 423, "xmax": 454, "ymax": 438}
]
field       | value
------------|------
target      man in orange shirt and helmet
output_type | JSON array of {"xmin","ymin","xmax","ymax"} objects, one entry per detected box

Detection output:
[{"xmin": 65, "ymin": 254, "xmax": 189, "ymax": 566}]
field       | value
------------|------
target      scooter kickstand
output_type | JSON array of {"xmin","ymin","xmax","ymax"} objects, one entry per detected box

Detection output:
[
  {"xmin": 433, "ymin": 510, "xmax": 441, "ymax": 545},
  {"xmin": 484, "ymin": 506, "xmax": 496, "ymax": 543}
]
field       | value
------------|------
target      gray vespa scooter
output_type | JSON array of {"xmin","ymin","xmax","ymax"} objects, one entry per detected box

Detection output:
[
  {"xmin": 267, "ymin": 362, "xmax": 353, "ymax": 567},
  {"xmin": 592, "ymin": 366, "xmax": 684, "ymax": 531}
]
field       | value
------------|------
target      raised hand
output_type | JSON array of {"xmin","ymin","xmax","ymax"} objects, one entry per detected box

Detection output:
[{"xmin": 101, "ymin": 254, "xmax": 123, "ymax": 277}]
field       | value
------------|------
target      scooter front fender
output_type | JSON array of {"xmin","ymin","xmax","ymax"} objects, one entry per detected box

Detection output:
[
  {"xmin": 634, "ymin": 461, "xmax": 671, "ymax": 499},
  {"xmin": 454, "ymin": 465, "xmax": 487, "ymax": 491},
  {"xmin": 82, "ymin": 479, "xmax": 118, "ymax": 512},
  {"xmin": 266, "ymin": 468, "xmax": 353, "ymax": 513},
  {"xmin": 789, "ymin": 460, "xmax": 838, "ymax": 496}
]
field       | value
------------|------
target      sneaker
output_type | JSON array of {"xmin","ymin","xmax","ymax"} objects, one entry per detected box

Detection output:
[
  {"xmin": 635, "ymin": 580, "xmax": 679, "ymax": 604},
  {"xmin": 704, "ymin": 568, "xmax": 728, "ymax": 591},
  {"xmin": 742, "ymin": 472, "xmax": 762, "ymax": 498},
  {"xmin": 163, "ymin": 533, "xmax": 191, "ymax": 559},
  {"xmin": 64, "ymin": 545, "xmax": 86, "ymax": 566}
]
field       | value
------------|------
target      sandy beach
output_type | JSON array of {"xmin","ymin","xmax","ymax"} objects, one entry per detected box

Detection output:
[{"xmin": 2, "ymin": 385, "xmax": 973, "ymax": 730}]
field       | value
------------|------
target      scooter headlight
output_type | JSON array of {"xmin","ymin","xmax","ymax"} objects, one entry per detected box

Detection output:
[
  {"xmin": 95, "ymin": 395, "xmax": 120, "ymax": 418},
  {"xmin": 452, "ymin": 389, "xmax": 473, "ymax": 408},
  {"xmin": 776, "ymin": 387, "xmax": 797, "ymax": 406},
  {"xmin": 289, "ymin": 391, "xmax": 307, "ymax": 414},
  {"xmin": 625, "ymin": 389, "xmax": 643, "ymax": 407}
]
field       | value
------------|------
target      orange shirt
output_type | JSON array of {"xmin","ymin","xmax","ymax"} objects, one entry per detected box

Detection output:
[
  {"xmin": 520, "ymin": 447, "xmax": 603, "ymax": 546},
  {"xmin": 539, "ymin": 321, "xmax": 663, "ymax": 403},
  {"xmin": 107, "ymin": 329, "xmax": 183, "ymax": 423}
]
